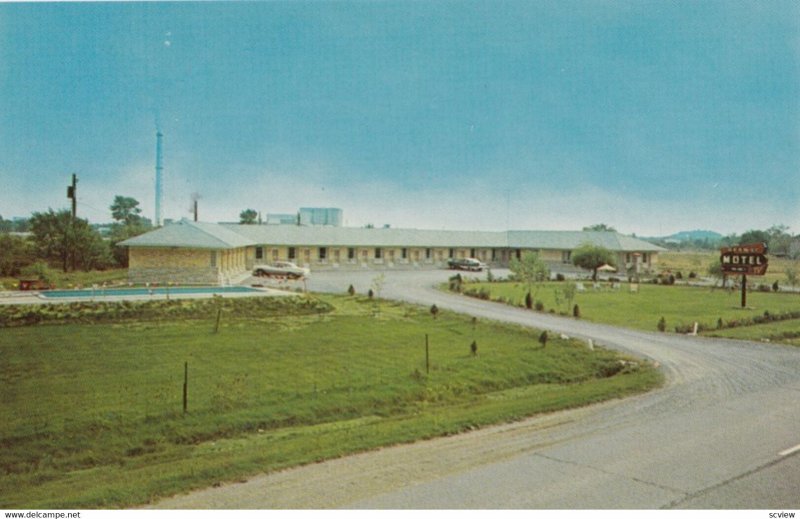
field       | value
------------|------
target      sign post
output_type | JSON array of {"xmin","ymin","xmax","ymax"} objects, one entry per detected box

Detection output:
[{"xmin": 720, "ymin": 243, "xmax": 768, "ymax": 308}]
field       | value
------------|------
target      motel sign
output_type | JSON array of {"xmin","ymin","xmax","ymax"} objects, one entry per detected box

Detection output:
[{"xmin": 720, "ymin": 243, "xmax": 768, "ymax": 276}]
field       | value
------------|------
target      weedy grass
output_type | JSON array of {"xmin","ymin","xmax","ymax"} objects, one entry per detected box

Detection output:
[{"xmin": 0, "ymin": 294, "xmax": 661, "ymax": 508}]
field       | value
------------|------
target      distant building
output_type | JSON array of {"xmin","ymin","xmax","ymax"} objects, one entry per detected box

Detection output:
[
  {"xmin": 299, "ymin": 207, "xmax": 342, "ymax": 227},
  {"xmin": 266, "ymin": 213, "xmax": 298, "ymax": 225}
]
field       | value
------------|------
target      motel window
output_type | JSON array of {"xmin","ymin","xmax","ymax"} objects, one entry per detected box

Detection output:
[
  {"xmin": 401, "ymin": 248, "xmax": 408, "ymax": 259},
  {"xmin": 319, "ymin": 247, "xmax": 327, "ymax": 260},
  {"xmin": 448, "ymin": 248, "xmax": 455, "ymax": 258},
  {"xmin": 626, "ymin": 253, "xmax": 631, "ymax": 263},
  {"xmin": 375, "ymin": 248, "xmax": 382, "ymax": 259},
  {"xmin": 562, "ymin": 251, "xmax": 572, "ymax": 263},
  {"xmin": 288, "ymin": 247, "xmax": 296, "ymax": 260},
  {"xmin": 492, "ymin": 249, "xmax": 497, "ymax": 261},
  {"xmin": 470, "ymin": 248, "xmax": 476, "ymax": 258},
  {"xmin": 272, "ymin": 249, "xmax": 279, "ymax": 261},
  {"xmin": 642, "ymin": 253, "xmax": 648, "ymax": 263},
  {"xmin": 425, "ymin": 248, "xmax": 431, "ymax": 259},
  {"xmin": 348, "ymin": 247, "xmax": 355, "ymax": 260},
  {"xmin": 255, "ymin": 246, "xmax": 264, "ymax": 260}
]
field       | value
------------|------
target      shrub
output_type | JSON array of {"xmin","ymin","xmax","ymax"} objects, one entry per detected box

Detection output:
[
  {"xmin": 470, "ymin": 340, "xmax": 477, "ymax": 356},
  {"xmin": 675, "ymin": 271, "xmax": 683, "ymax": 280},
  {"xmin": 772, "ymin": 281, "xmax": 780, "ymax": 292},
  {"xmin": 368, "ymin": 288, "xmax": 374, "ymax": 299},
  {"xmin": 534, "ymin": 300, "xmax": 544, "ymax": 312},
  {"xmin": 757, "ymin": 284, "xmax": 771, "ymax": 293},
  {"xmin": 525, "ymin": 292, "xmax": 533, "ymax": 309},
  {"xmin": 347, "ymin": 284, "xmax": 356, "ymax": 296},
  {"xmin": 430, "ymin": 304, "xmax": 439, "ymax": 319},
  {"xmin": 688, "ymin": 271, "xmax": 697, "ymax": 279},
  {"xmin": 538, "ymin": 331, "xmax": 548, "ymax": 348},
  {"xmin": 555, "ymin": 273, "xmax": 565, "ymax": 282},
  {"xmin": 573, "ymin": 304, "xmax": 580, "ymax": 319},
  {"xmin": 657, "ymin": 316, "xmax": 666, "ymax": 332}
]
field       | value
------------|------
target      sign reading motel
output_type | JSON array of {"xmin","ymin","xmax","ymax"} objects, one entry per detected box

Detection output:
[{"xmin": 720, "ymin": 242, "xmax": 768, "ymax": 276}]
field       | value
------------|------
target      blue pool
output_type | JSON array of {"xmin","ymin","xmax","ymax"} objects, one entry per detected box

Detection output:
[{"xmin": 39, "ymin": 286, "xmax": 260, "ymax": 299}]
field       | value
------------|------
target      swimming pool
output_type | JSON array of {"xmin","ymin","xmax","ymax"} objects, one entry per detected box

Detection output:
[{"xmin": 39, "ymin": 286, "xmax": 260, "ymax": 299}]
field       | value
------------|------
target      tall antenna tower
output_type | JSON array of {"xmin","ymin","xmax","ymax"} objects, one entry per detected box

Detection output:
[{"xmin": 155, "ymin": 130, "xmax": 164, "ymax": 226}]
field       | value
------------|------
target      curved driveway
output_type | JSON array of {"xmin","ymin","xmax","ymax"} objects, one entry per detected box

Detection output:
[{"xmin": 156, "ymin": 270, "xmax": 800, "ymax": 509}]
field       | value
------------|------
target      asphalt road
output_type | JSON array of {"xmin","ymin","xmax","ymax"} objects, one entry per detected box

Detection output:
[{"xmin": 155, "ymin": 269, "xmax": 800, "ymax": 509}]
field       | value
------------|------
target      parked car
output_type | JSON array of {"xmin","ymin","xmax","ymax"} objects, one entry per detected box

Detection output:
[
  {"xmin": 447, "ymin": 258, "xmax": 486, "ymax": 271},
  {"xmin": 252, "ymin": 261, "xmax": 310, "ymax": 279}
]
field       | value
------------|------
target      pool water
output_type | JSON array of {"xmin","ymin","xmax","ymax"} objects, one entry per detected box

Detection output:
[{"xmin": 39, "ymin": 286, "xmax": 259, "ymax": 299}]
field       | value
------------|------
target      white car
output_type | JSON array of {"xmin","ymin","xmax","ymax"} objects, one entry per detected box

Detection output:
[{"xmin": 252, "ymin": 261, "xmax": 310, "ymax": 279}]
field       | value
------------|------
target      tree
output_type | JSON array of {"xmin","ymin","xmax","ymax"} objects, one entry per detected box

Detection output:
[
  {"xmin": 0, "ymin": 234, "xmax": 34, "ymax": 276},
  {"xmin": 583, "ymin": 223, "xmax": 616, "ymax": 232},
  {"xmin": 785, "ymin": 265, "xmax": 798, "ymax": 290},
  {"xmin": 110, "ymin": 196, "xmax": 143, "ymax": 226},
  {"xmin": 239, "ymin": 209, "xmax": 258, "ymax": 225},
  {"xmin": 30, "ymin": 209, "xmax": 112, "ymax": 272},
  {"xmin": 766, "ymin": 224, "xmax": 792, "ymax": 256},
  {"xmin": 571, "ymin": 243, "xmax": 615, "ymax": 281},
  {"xmin": 509, "ymin": 251, "xmax": 550, "ymax": 300},
  {"xmin": 739, "ymin": 229, "xmax": 770, "ymax": 246}
]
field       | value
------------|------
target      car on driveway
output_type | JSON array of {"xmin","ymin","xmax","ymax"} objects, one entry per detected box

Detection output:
[
  {"xmin": 447, "ymin": 258, "xmax": 486, "ymax": 271},
  {"xmin": 253, "ymin": 261, "xmax": 310, "ymax": 279}
]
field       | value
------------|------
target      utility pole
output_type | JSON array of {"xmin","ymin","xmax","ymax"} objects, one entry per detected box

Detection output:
[{"xmin": 67, "ymin": 173, "xmax": 77, "ymax": 220}]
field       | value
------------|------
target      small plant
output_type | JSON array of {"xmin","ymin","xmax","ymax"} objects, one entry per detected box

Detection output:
[
  {"xmin": 675, "ymin": 271, "xmax": 683, "ymax": 280},
  {"xmin": 573, "ymin": 304, "xmax": 580, "ymax": 319},
  {"xmin": 772, "ymin": 281, "xmax": 779, "ymax": 292},
  {"xmin": 657, "ymin": 316, "xmax": 666, "ymax": 332},
  {"xmin": 368, "ymin": 288, "xmax": 374, "ymax": 299},
  {"xmin": 688, "ymin": 271, "xmax": 697, "ymax": 279},
  {"xmin": 538, "ymin": 331, "xmax": 548, "ymax": 348},
  {"xmin": 470, "ymin": 340, "xmax": 477, "ymax": 356},
  {"xmin": 534, "ymin": 300, "xmax": 544, "ymax": 312},
  {"xmin": 347, "ymin": 284, "xmax": 356, "ymax": 296},
  {"xmin": 717, "ymin": 317, "xmax": 724, "ymax": 329},
  {"xmin": 430, "ymin": 304, "xmax": 439, "ymax": 319},
  {"xmin": 486, "ymin": 268, "xmax": 494, "ymax": 283},
  {"xmin": 525, "ymin": 291, "xmax": 533, "ymax": 309},
  {"xmin": 555, "ymin": 273, "xmax": 565, "ymax": 282}
]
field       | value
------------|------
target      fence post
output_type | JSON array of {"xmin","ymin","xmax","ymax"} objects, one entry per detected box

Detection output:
[
  {"xmin": 425, "ymin": 334, "xmax": 430, "ymax": 374},
  {"xmin": 183, "ymin": 361, "xmax": 188, "ymax": 415}
]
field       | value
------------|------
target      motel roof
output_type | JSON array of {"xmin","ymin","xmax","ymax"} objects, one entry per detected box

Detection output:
[{"xmin": 121, "ymin": 220, "xmax": 665, "ymax": 252}]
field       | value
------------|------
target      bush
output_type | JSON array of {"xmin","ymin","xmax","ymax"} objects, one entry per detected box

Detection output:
[
  {"xmin": 430, "ymin": 304, "xmax": 439, "ymax": 319},
  {"xmin": 772, "ymin": 281, "xmax": 780, "ymax": 292},
  {"xmin": 757, "ymin": 284, "xmax": 771, "ymax": 293},
  {"xmin": 675, "ymin": 271, "xmax": 683, "ymax": 280},
  {"xmin": 538, "ymin": 331, "xmax": 548, "ymax": 347},
  {"xmin": 688, "ymin": 271, "xmax": 697, "ymax": 279},
  {"xmin": 534, "ymin": 300, "xmax": 544, "ymax": 312},
  {"xmin": 347, "ymin": 284, "xmax": 356, "ymax": 296},
  {"xmin": 657, "ymin": 316, "xmax": 666, "ymax": 332},
  {"xmin": 573, "ymin": 304, "xmax": 580, "ymax": 319},
  {"xmin": 525, "ymin": 292, "xmax": 533, "ymax": 309},
  {"xmin": 555, "ymin": 273, "xmax": 565, "ymax": 282},
  {"xmin": 368, "ymin": 288, "xmax": 374, "ymax": 299}
]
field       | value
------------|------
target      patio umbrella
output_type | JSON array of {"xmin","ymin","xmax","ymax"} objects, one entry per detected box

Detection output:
[{"xmin": 597, "ymin": 263, "xmax": 617, "ymax": 272}]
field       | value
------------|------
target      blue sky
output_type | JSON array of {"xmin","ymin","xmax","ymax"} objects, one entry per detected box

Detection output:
[{"xmin": 1, "ymin": 1, "xmax": 798, "ymax": 236}]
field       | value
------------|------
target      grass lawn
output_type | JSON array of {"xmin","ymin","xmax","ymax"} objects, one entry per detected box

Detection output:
[
  {"xmin": 0, "ymin": 295, "xmax": 661, "ymax": 508},
  {"xmin": 466, "ymin": 281, "xmax": 800, "ymax": 335},
  {"xmin": 1, "ymin": 268, "xmax": 128, "ymax": 291},
  {"xmin": 705, "ymin": 318, "xmax": 800, "ymax": 346}
]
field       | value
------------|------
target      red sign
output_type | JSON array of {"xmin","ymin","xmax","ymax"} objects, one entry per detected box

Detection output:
[{"xmin": 720, "ymin": 242, "xmax": 768, "ymax": 276}]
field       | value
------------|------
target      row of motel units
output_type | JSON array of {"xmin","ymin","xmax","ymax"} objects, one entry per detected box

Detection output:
[{"xmin": 120, "ymin": 220, "xmax": 666, "ymax": 285}]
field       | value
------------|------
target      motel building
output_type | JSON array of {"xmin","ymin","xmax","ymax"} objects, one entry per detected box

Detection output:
[{"xmin": 120, "ymin": 220, "xmax": 665, "ymax": 285}]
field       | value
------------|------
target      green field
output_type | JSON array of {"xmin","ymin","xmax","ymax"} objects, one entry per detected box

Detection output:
[
  {"xmin": 0, "ymin": 295, "xmax": 661, "ymax": 508},
  {"xmin": 1, "ymin": 268, "xmax": 128, "ymax": 291},
  {"xmin": 658, "ymin": 251, "xmax": 799, "ymax": 287},
  {"xmin": 465, "ymin": 281, "xmax": 800, "ymax": 335}
]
